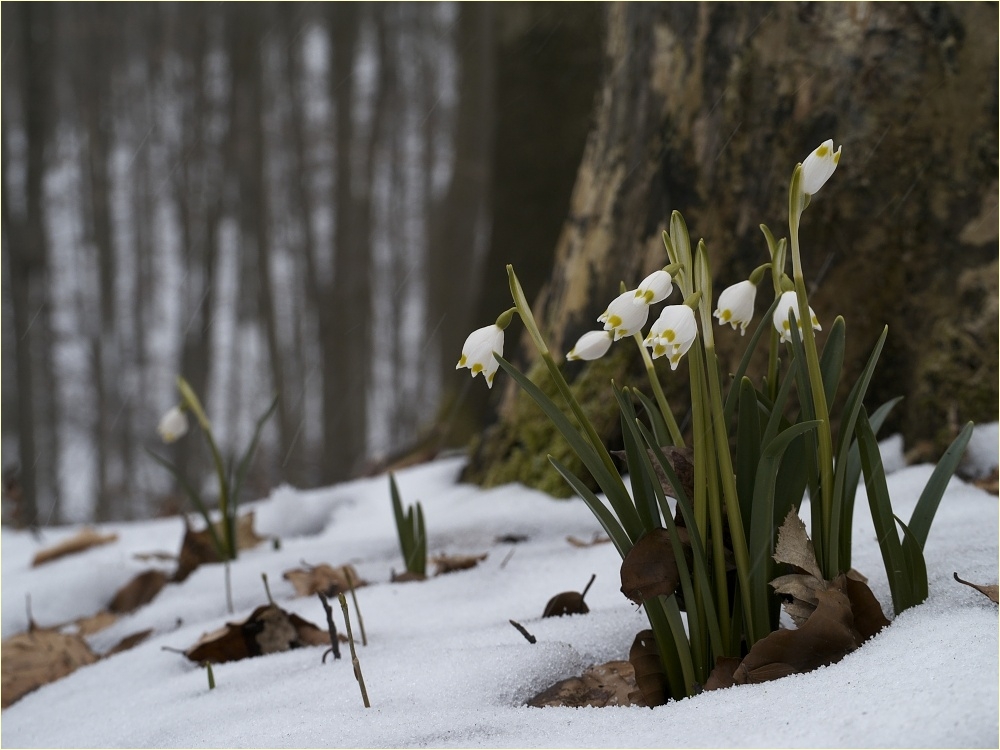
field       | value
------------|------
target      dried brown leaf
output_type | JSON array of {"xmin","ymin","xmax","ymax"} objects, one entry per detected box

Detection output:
[
  {"xmin": 954, "ymin": 572, "xmax": 999, "ymax": 604},
  {"xmin": 734, "ymin": 578, "xmax": 858, "ymax": 685},
  {"xmin": 173, "ymin": 512, "xmax": 265, "ymax": 582},
  {"xmin": 282, "ymin": 563, "xmax": 367, "ymax": 598},
  {"xmin": 390, "ymin": 570, "xmax": 427, "ymax": 583},
  {"xmin": 773, "ymin": 508, "xmax": 823, "ymax": 579},
  {"xmin": 629, "ymin": 629, "xmax": 669, "ymax": 708},
  {"xmin": 32, "ymin": 528, "xmax": 118, "ymax": 567},
  {"xmin": 105, "ymin": 629, "xmax": 154, "ymax": 657},
  {"xmin": 771, "ymin": 572, "xmax": 828, "ymax": 627},
  {"xmin": 542, "ymin": 591, "xmax": 590, "ymax": 618},
  {"xmin": 843, "ymin": 572, "xmax": 890, "ymax": 641},
  {"xmin": 527, "ymin": 660, "xmax": 640, "ymax": 708},
  {"xmin": 702, "ymin": 656, "xmax": 742, "ymax": 692},
  {"xmin": 72, "ymin": 610, "xmax": 119, "ymax": 636},
  {"xmin": 431, "ymin": 552, "xmax": 487, "ymax": 575},
  {"xmin": 1, "ymin": 625, "xmax": 100, "ymax": 707},
  {"xmin": 566, "ymin": 533, "xmax": 611, "ymax": 548},
  {"xmin": 109, "ymin": 570, "xmax": 170, "ymax": 613},
  {"xmin": 612, "ymin": 446, "xmax": 695, "ymax": 501},
  {"xmin": 620, "ymin": 528, "xmax": 680, "ymax": 605},
  {"xmin": 185, "ymin": 604, "xmax": 329, "ymax": 664}
]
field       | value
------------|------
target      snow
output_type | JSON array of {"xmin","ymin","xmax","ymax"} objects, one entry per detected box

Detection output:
[{"xmin": 2, "ymin": 426, "xmax": 998, "ymax": 748}]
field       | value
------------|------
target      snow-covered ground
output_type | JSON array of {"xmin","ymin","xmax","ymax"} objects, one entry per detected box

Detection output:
[{"xmin": 2, "ymin": 426, "xmax": 997, "ymax": 748}]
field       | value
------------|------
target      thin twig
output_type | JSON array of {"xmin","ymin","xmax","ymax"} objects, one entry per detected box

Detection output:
[
  {"xmin": 339, "ymin": 592, "xmax": 370, "ymax": 708},
  {"xmin": 201, "ymin": 661, "xmax": 216, "ymax": 689},
  {"xmin": 261, "ymin": 572, "xmax": 275, "ymax": 605},
  {"xmin": 343, "ymin": 567, "xmax": 367, "ymax": 646},
  {"xmin": 581, "ymin": 573, "xmax": 597, "ymax": 600},
  {"xmin": 317, "ymin": 593, "xmax": 341, "ymax": 662},
  {"xmin": 499, "ymin": 548, "xmax": 516, "ymax": 569},
  {"xmin": 509, "ymin": 619, "xmax": 537, "ymax": 644}
]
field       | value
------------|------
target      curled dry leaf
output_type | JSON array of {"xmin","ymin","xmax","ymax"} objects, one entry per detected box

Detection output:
[
  {"xmin": 620, "ymin": 528, "xmax": 680, "ymax": 605},
  {"xmin": 282, "ymin": 563, "xmax": 367, "ymax": 598},
  {"xmin": 773, "ymin": 508, "xmax": 824, "ymax": 579},
  {"xmin": 184, "ymin": 604, "xmax": 329, "ymax": 664},
  {"xmin": 72, "ymin": 610, "xmax": 119, "ymax": 636},
  {"xmin": 701, "ymin": 656, "xmax": 742, "ymax": 692},
  {"xmin": 109, "ymin": 570, "xmax": 170, "ymax": 613},
  {"xmin": 31, "ymin": 528, "xmax": 118, "ymax": 567},
  {"xmin": 105, "ymin": 629, "xmax": 154, "ymax": 657},
  {"xmin": 1, "ymin": 624, "xmax": 100, "ymax": 708},
  {"xmin": 735, "ymin": 577, "xmax": 859, "ymax": 685},
  {"xmin": 431, "ymin": 552, "xmax": 487, "ymax": 575},
  {"xmin": 954, "ymin": 572, "xmax": 999, "ymax": 604},
  {"xmin": 566, "ymin": 533, "xmax": 611, "ymax": 548},
  {"xmin": 629, "ymin": 629, "xmax": 669, "ymax": 708},
  {"xmin": 611, "ymin": 446, "xmax": 695, "ymax": 501},
  {"xmin": 527, "ymin": 660, "xmax": 640, "ymax": 708},
  {"xmin": 542, "ymin": 574, "xmax": 595, "ymax": 618},
  {"xmin": 174, "ymin": 512, "xmax": 266, "ymax": 582}
]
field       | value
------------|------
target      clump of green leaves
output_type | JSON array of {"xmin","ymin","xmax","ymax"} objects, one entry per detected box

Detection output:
[
  {"xmin": 460, "ymin": 140, "xmax": 973, "ymax": 702},
  {"xmin": 389, "ymin": 473, "xmax": 427, "ymax": 578}
]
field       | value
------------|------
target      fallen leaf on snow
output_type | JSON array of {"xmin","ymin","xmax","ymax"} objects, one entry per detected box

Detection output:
[
  {"xmin": 72, "ymin": 610, "xmax": 119, "ymax": 636},
  {"xmin": 430, "ymin": 552, "xmax": 487, "ymax": 575},
  {"xmin": 105, "ymin": 629, "xmax": 154, "ymax": 657},
  {"xmin": 1, "ymin": 624, "xmax": 100, "ymax": 708},
  {"xmin": 185, "ymin": 604, "xmax": 329, "ymax": 664},
  {"xmin": 527, "ymin": 660, "xmax": 640, "ymax": 708},
  {"xmin": 566, "ymin": 533, "xmax": 610, "ymax": 548},
  {"xmin": 629, "ymin": 629, "xmax": 668, "ymax": 707},
  {"xmin": 542, "ymin": 574, "xmax": 595, "ymax": 618},
  {"xmin": 109, "ymin": 570, "xmax": 170, "ymax": 613},
  {"xmin": 283, "ymin": 563, "xmax": 366, "ymax": 598},
  {"xmin": 174, "ymin": 512, "xmax": 265, "ymax": 582},
  {"xmin": 954, "ymin": 572, "xmax": 999, "ymax": 604},
  {"xmin": 31, "ymin": 528, "xmax": 118, "ymax": 567}
]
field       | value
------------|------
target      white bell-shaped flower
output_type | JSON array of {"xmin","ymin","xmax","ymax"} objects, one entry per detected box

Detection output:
[
  {"xmin": 800, "ymin": 139, "xmax": 842, "ymax": 196},
  {"xmin": 773, "ymin": 290, "xmax": 822, "ymax": 343},
  {"xmin": 566, "ymin": 330, "xmax": 614, "ymax": 361},
  {"xmin": 644, "ymin": 305, "xmax": 697, "ymax": 369},
  {"xmin": 713, "ymin": 279, "xmax": 757, "ymax": 335},
  {"xmin": 456, "ymin": 324, "xmax": 504, "ymax": 388},
  {"xmin": 633, "ymin": 270, "xmax": 673, "ymax": 305},
  {"xmin": 158, "ymin": 406, "xmax": 189, "ymax": 443},
  {"xmin": 598, "ymin": 290, "xmax": 650, "ymax": 340}
]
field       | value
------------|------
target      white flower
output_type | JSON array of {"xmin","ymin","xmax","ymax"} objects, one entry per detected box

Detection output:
[
  {"xmin": 633, "ymin": 270, "xmax": 673, "ymax": 305},
  {"xmin": 800, "ymin": 139, "xmax": 842, "ymax": 196},
  {"xmin": 773, "ymin": 290, "xmax": 822, "ymax": 343},
  {"xmin": 566, "ymin": 330, "xmax": 614, "ymax": 361},
  {"xmin": 456, "ymin": 324, "xmax": 504, "ymax": 388},
  {"xmin": 644, "ymin": 305, "xmax": 697, "ymax": 369},
  {"xmin": 599, "ymin": 290, "xmax": 650, "ymax": 340},
  {"xmin": 158, "ymin": 406, "xmax": 189, "ymax": 443},
  {"xmin": 713, "ymin": 279, "xmax": 757, "ymax": 335}
]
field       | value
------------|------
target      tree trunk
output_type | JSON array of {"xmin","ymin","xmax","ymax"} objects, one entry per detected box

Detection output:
[{"xmin": 466, "ymin": 2, "xmax": 998, "ymax": 491}]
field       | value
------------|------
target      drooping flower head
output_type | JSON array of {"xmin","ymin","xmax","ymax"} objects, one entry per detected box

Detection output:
[
  {"xmin": 599, "ymin": 290, "xmax": 650, "ymax": 340},
  {"xmin": 633, "ymin": 269, "xmax": 673, "ymax": 306},
  {"xmin": 456, "ymin": 313, "xmax": 510, "ymax": 388},
  {"xmin": 773, "ymin": 290, "xmax": 822, "ymax": 343},
  {"xmin": 566, "ymin": 330, "xmax": 614, "ymax": 361},
  {"xmin": 644, "ymin": 304, "xmax": 697, "ymax": 370},
  {"xmin": 800, "ymin": 139, "xmax": 842, "ymax": 196},
  {"xmin": 158, "ymin": 406, "xmax": 189, "ymax": 443},
  {"xmin": 713, "ymin": 279, "xmax": 757, "ymax": 335}
]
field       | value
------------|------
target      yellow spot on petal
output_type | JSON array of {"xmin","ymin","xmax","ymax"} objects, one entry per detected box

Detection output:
[
  {"xmin": 457, "ymin": 355, "xmax": 468, "ymax": 367},
  {"xmin": 816, "ymin": 145, "xmax": 829, "ymax": 157},
  {"xmin": 608, "ymin": 315, "xmax": 622, "ymax": 327},
  {"xmin": 664, "ymin": 330, "xmax": 676, "ymax": 343},
  {"xmin": 721, "ymin": 310, "xmax": 732, "ymax": 322},
  {"xmin": 472, "ymin": 363, "xmax": 483, "ymax": 374}
]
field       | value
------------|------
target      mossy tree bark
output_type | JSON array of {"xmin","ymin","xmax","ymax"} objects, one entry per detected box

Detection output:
[{"xmin": 465, "ymin": 2, "xmax": 998, "ymax": 491}]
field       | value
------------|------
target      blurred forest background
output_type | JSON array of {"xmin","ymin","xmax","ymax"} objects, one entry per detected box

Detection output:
[{"xmin": 3, "ymin": 2, "xmax": 997, "ymax": 527}]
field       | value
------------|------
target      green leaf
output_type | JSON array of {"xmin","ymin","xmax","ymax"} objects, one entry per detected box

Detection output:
[
  {"xmin": 838, "ymin": 396, "xmax": 904, "ymax": 570},
  {"xmin": 723, "ymin": 296, "xmax": 783, "ymax": 425},
  {"xmin": 231, "ymin": 393, "xmax": 280, "ymax": 513},
  {"xmin": 548, "ymin": 456, "xmax": 631, "ymax": 556},
  {"xmin": 897, "ymin": 514, "xmax": 928, "ymax": 606},
  {"xmin": 413, "ymin": 502, "xmax": 427, "ymax": 577},
  {"xmin": 819, "ymin": 316, "xmax": 846, "ymax": 408},
  {"xmin": 907, "ymin": 421, "xmax": 975, "ymax": 550},
  {"xmin": 632, "ymin": 388, "xmax": 672, "ymax": 449},
  {"xmin": 496, "ymin": 355, "xmax": 642, "ymax": 542},
  {"xmin": 615, "ymin": 388, "xmax": 659, "ymax": 532},
  {"xmin": 146, "ymin": 448, "xmax": 227, "ymax": 560},
  {"xmin": 735, "ymin": 378, "xmax": 762, "ymax": 536},
  {"xmin": 856, "ymin": 405, "xmax": 910, "ymax": 615}
]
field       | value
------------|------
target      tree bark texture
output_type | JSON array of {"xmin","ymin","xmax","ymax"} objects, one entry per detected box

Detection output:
[{"xmin": 466, "ymin": 2, "xmax": 998, "ymax": 491}]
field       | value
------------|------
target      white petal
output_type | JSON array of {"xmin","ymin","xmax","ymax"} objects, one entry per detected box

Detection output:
[
  {"xmin": 158, "ymin": 407, "xmax": 189, "ymax": 443},
  {"xmin": 567, "ymin": 330, "xmax": 614, "ymax": 361},
  {"xmin": 633, "ymin": 270, "xmax": 673, "ymax": 305},
  {"xmin": 800, "ymin": 139, "xmax": 842, "ymax": 195}
]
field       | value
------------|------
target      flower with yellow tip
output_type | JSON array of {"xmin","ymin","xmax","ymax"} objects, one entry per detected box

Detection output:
[
  {"xmin": 633, "ymin": 269, "xmax": 673, "ymax": 306},
  {"xmin": 566, "ymin": 330, "xmax": 614, "ymax": 361},
  {"xmin": 599, "ymin": 290, "xmax": 650, "ymax": 341},
  {"xmin": 157, "ymin": 406, "xmax": 189, "ymax": 443},
  {"xmin": 773, "ymin": 290, "xmax": 821, "ymax": 343},
  {"xmin": 713, "ymin": 279, "xmax": 757, "ymax": 335},
  {"xmin": 644, "ymin": 304, "xmax": 697, "ymax": 369},
  {"xmin": 800, "ymin": 139, "xmax": 842, "ymax": 196}
]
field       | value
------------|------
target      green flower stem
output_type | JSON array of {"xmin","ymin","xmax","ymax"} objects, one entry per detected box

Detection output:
[
  {"xmin": 632, "ymin": 332, "xmax": 684, "ymax": 447},
  {"xmin": 788, "ymin": 166, "xmax": 836, "ymax": 575},
  {"xmin": 507, "ymin": 265, "xmax": 619, "ymax": 479},
  {"xmin": 177, "ymin": 376, "xmax": 234, "ymax": 560}
]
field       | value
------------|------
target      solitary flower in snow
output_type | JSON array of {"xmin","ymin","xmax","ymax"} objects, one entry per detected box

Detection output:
[
  {"xmin": 456, "ymin": 323, "xmax": 505, "ymax": 388},
  {"xmin": 800, "ymin": 139, "xmax": 842, "ymax": 196},
  {"xmin": 644, "ymin": 304, "xmax": 697, "ymax": 369},
  {"xmin": 158, "ymin": 406, "xmax": 189, "ymax": 443},
  {"xmin": 599, "ymin": 290, "xmax": 650, "ymax": 340},
  {"xmin": 633, "ymin": 269, "xmax": 673, "ymax": 305},
  {"xmin": 566, "ymin": 330, "xmax": 614, "ymax": 361},
  {"xmin": 714, "ymin": 279, "xmax": 757, "ymax": 335},
  {"xmin": 773, "ymin": 290, "xmax": 821, "ymax": 343}
]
